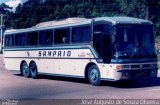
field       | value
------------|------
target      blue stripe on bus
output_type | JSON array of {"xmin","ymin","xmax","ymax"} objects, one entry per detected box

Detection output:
[
  {"xmin": 3, "ymin": 46, "xmax": 89, "ymax": 51},
  {"xmin": 4, "ymin": 56, "xmax": 96, "ymax": 60},
  {"xmin": 37, "ymin": 72, "xmax": 115, "ymax": 81},
  {"xmin": 38, "ymin": 72, "xmax": 85, "ymax": 79},
  {"xmin": 3, "ymin": 45, "xmax": 99, "ymax": 58}
]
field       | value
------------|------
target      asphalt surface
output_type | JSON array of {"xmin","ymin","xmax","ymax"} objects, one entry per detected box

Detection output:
[{"xmin": 1, "ymin": 54, "xmax": 160, "ymax": 104}]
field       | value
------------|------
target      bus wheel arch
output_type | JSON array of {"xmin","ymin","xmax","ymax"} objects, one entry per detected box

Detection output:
[
  {"xmin": 29, "ymin": 61, "xmax": 38, "ymax": 79},
  {"xmin": 20, "ymin": 60, "xmax": 30, "ymax": 78},
  {"xmin": 85, "ymin": 62, "xmax": 101, "ymax": 86}
]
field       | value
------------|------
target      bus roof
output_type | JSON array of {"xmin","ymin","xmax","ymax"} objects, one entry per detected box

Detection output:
[
  {"xmin": 94, "ymin": 17, "xmax": 152, "ymax": 24},
  {"xmin": 5, "ymin": 16, "xmax": 152, "ymax": 35},
  {"xmin": 35, "ymin": 17, "xmax": 90, "ymax": 27}
]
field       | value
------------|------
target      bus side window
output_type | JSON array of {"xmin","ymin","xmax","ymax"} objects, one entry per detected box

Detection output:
[
  {"xmin": 27, "ymin": 32, "xmax": 38, "ymax": 46},
  {"xmin": 54, "ymin": 28, "xmax": 70, "ymax": 44},
  {"xmin": 15, "ymin": 33, "xmax": 26, "ymax": 46},
  {"xmin": 72, "ymin": 26, "xmax": 91, "ymax": 43},
  {"xmin": 39, "ymin": 30, "xmax": 53, "ymax": 46},
  {"xmin": 72, "ymin": 28, "xmax": 81, "ymax": 43},
  {"xmin": 82, "ymin": 26, "xmax": 91, "ymax": 42},
  {"xmin": 5, "ymin": 35, "xmax": 14, "ymax": 47}
]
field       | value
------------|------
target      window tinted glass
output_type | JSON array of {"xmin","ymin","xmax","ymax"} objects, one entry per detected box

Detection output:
[
  {"xmin": 27, "ymin": 32, "xmax": 38, "ymax": 46},
  {"xmin": 15, "ymin": 33, "xmax": 26, "ymax": 46},
  {"xmin": 93, "ymin": 24, "xmax": 112, "ymax": 63},
  {"xmin": 39, "ymin": 30, "xmax": 53, "ymax": 45},
  {"xmin": 54, "ymin": 29, "xmax": 70, "ymax": 44},
  {"xmin": 72, "ymin": 26, "xmax": 91, "ymax": 43},
  {"xmin": 5, "ymin": 35, "xmax": 14, "ymax": 47},
  {"xmin": 94, "ymin": 24, "xmax": 111, "ymax": 34}
]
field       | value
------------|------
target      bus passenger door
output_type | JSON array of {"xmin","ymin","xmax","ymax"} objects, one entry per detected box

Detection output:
[
  {"xmin": 93, "ymin": 24, "xmax": 111, "ymax": 63},
  {"xmin": 93, "ymin": 32, "xmax": 103, "ymax": 59}
]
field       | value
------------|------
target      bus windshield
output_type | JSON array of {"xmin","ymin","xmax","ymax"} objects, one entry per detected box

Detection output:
[{"xmin": 114, "ymin": 24, "xmax": 156, "ymax": 59}]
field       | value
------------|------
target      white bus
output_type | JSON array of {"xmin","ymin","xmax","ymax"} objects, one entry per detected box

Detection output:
[{"xmin": 3, "ymin": 17, "xmax": 158, "ymax": 86}]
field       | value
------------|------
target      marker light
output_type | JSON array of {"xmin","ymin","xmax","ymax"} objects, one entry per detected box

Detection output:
[{"xmin": 116, "ymin": 65, "xmax": 122, "ymax": 70}]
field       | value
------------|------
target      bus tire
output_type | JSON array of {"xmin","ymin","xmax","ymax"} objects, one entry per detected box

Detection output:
[
  {"xmin": 21, "ymin": 62, "xmax": 30, "ymax": 78},
  {"xmin": 88, "ymin": 65, "xmax": 101, "ymax": 86},
  {"xmin": 30, "ymin": 62, "xmax": 38, "ymax": 79}
]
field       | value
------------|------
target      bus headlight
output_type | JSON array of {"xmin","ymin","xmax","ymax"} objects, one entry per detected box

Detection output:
[{"xmin": 116, "ymin": 65, "xmax": 130, "ymax": 70}]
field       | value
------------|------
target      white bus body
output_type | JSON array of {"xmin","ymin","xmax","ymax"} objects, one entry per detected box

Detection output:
[{"xmin": 3, "ymin": 17, "xmax": 158, "ymax": 86}]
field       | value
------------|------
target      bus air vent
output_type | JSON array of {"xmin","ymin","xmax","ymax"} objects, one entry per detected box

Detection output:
[
  {"xmin": 131, "ymin": 65, "xmax": 140, "ymax": 69},
  {"xmin": 142, "ymin": 64, "xmax": 150, "ymax": 68}
]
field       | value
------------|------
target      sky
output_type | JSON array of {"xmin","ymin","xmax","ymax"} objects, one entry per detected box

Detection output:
[{"xmin": 0, "ymin": 0, "xmax": 28, "ymax": 11}]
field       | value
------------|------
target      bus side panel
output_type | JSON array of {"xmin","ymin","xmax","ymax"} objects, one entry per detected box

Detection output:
[
  {"xmin": 53, "ymin": 59, "xmax": 83, "ymax": 76},
  {"xmin": 36, "ymin": 59, "xmax": 55, "ymax": 74},
  {"xmin": 3, "ymin": 51, "xmax": 26, "ymax": 71},
  {"xmin": 3, "ymin": 58, "xmax": 22, "ymax": 71},
  {"xmin": 100, "ymin": 64, "xmax": 115, "ymax": 80},
  {"xmin": 36, "ymin": 59, "xmax": 84, "ymax": 77},
  {"xmin": 3, "ymin": 48, "xmax": 96, "ymax": 78},
  {"xmin": 29, "ymin": 48, "xmax": 94, "ymax": 77}
]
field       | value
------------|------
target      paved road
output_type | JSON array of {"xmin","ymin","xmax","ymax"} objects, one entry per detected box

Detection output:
[{"xmin": 1, "ymin": 54, "xmax": 160, "ymax": 103}]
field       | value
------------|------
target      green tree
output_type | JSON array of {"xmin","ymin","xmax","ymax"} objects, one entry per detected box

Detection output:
[
  {"xmin": 0, "ymin": 3, "xmax": 12, "ymax": 14},
  {"xmin": 1, "ymin": 0, "xmax": 160, "ymax": 37},
  {"xmin": 115, "ymin": 0, "xmax": 146, "ymax": 18}
]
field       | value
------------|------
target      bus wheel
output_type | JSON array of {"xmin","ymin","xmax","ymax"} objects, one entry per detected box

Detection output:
[
  {"xmin": 88, "ymin": 65, "xmax": 101, "ymax": 86},
  {"xmin": 30, "ymin": 62, "xmax": 38, "ymax": 79},
  {"xmin": 22, "ymin": 62, "xmax": 30, "ymax": 78}
]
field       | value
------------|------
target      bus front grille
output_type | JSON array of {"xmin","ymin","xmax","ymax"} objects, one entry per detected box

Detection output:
[{"xmin": 130, "ymin": 70, "xmax": 152, "ymax": 78}]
